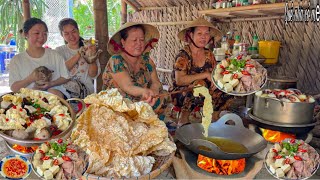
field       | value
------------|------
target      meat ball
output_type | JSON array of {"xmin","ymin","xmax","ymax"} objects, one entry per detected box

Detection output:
[
  {"xmin": 34, "ymin": 128, "xmax": 51, "ymax": 140},
  {"xmin": 12, "ymin": 129, "xmax": 29, "ymax": 140}
]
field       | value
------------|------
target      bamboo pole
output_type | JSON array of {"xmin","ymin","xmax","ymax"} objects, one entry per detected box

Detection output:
[
  {"xmin": 121, "ymin": 0, "xmax": 127, "ymax": 25},
  {"xmin": 218, "ymin": 15, "xmax": 283, "ymax": 23},
  {"xmin": 123, "ymin": 0, "xmax": 139, "ymax": 11},
  {"xmin": 93, "ymin": 0, "xmax": 109, "ymax": 92},
  {"xmin": 148, "ymin": 21, "xmax": 193, "ymax": 26},
  {"xmin": 22, "ymin": 0, "xmax": 31, "ymax": 21}
]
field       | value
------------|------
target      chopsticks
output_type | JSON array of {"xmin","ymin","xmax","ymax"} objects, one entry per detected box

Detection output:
[{"xmin": 153, "ymin": 86, "xmax": 202, "ymax": 98}]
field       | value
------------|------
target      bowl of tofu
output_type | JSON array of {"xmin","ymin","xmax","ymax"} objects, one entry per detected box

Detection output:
[
  {"xmin": 212, "ymin": 56, "xmax": 267, "ymax": 96},
  {"xmin": 264, "ymin": 139, "xmax": 320, "ymax": 180},
  {"xmin": 31, "ymin": 139, "xmax": 88, "ymax": 180}
]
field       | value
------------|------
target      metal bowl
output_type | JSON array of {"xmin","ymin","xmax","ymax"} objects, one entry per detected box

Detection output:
[
  {"xmin": 4, "ymin": 141, "xmax": 35, "ymax": 158},
  {"xmin": 0, "ymin": 91, "xmax": 85, "ymax": 147},
  {"xmin": 211, "ymin": 61, "xmax": 267, "ymax": 96}
]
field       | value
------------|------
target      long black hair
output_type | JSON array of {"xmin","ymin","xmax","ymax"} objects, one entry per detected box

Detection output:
[
  {"xmin": 19, "ymin": 18, "xmax": 48, "ymax": 35},
  {"xmin": 58, "ymin": 18, "xmax": 84, "ymax": 47}
]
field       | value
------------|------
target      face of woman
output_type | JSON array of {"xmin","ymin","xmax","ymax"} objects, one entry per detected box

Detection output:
[
  {"xmin": 121, "ymin": 28, "xmax": 145, "ymax": 57},
  {"xmin": 190, "ymin": 26, "xmax": 211, "ymax": 48},
  {"xmin": 61, "ymin": 24, "xmax": 80, "ymax": 48},
  {"xmin": 25, "ymin": 24, "xmax": 48, "ymax": 48}
]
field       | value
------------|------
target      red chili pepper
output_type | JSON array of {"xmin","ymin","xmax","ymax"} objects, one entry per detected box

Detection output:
[
  {"xmin": 232, "ymin": 73, "xmax": 238, "ymax": 79},
  {"xmin": 222, "ymin": 71, "xmax": 230, "ymax": 75},
  {"xmin": 39, "ymin": 114, "xmax": 44, "ymax": 118},
  {"xmin": 13, "ymin": 105, "xmax": 17, "ymax": 109},
  {"xmin": 285, "ymin": 158, "xmax": 290, "ymax": 164},
  {"xmin": 219, "ymin": 64, "xmax": 225, "ymax": 69},
  {"xmin": 53, "ymin": 159, "xmax": 59, "ymax": 165},
  {"xmin": 62, "ymin": 156, "xmax": 71, "ymax": 161},
  {"xmin": 33, "ymin": 138, "xmax": 41, "ymax": 140},
  {"xmin": 237, "ymin": 55, "xmax": 243, "ymax": 60},
  {"xmin": 5, "ymin": 118, "xmax": 9, "ymax": 122},
  {"xmin": 39, "ymin": 150, "xmax": 44, "ymax": 154},
  {"xmin": 41, "ymin": 156, "xmax": 50, "ymax": 160},
  {"xmin": 19, "ymin": 108, "xmax": 23, "ymax": 112},
  {"xmin": 298, "ymin": 148, "xmax": 307, "ymax": 153},
  {"xmin": 241, "ymin": 70, "xmax": 250, "ymax": 75},
  {"xmin": 59, "ymin": 114, "xmax": 65, "ymax": 117},
  {"xmin": 57, "ymin": 139, "xmax": 63, "ymax": 144},
  {"xmin": 45, "ymin": 142, "xmax": 50, "ymax": 146},
  {"xmin": 272, "ymin": 149, "xmax": 278, "ymax": 153},
  {"xmin": 66, "ymin": 148, "xmax": 76, "ymax": 153},
  {"xmin": 274, "ymin": 155, "xmax": 282, "ymax": 159},
  {"xmin": 245, "ymin": 64, "xmax": 255, "ymax": 68},
  {"xmin": 294, "ymin": 156, "xmax": 302, "ymax": 161},
  {"xmin": 52, "ymin": 130, "xmax": 62, "ymax": 136},
  {"xmin": 290, "ymin": 139, "xmax": 295, "ymax": 143},
  {"xmin": 37, "ymin": 107, "xmax": 41, "ymax": 112}
]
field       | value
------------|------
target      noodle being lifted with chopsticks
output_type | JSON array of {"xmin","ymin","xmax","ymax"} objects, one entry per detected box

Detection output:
[{"xmin": 193, "ymin": 86, "xmax": 213, "ymax": 137}]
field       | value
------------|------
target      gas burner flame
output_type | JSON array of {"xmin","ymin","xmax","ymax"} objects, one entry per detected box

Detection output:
[
  {"xmin": 197, "ymin": 154, "xmax": 246, "ymax": 175},
  {"xmin": 260, "ymin": 128, "xmax": 296, "ymax": 143},
  {"xmin": 12, "ymin": 144, "xmax": 38, "ymax": 154}
]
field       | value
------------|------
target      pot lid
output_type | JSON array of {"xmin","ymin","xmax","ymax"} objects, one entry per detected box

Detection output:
[{"xmin": 267, "ymin": 76, "xmax": 298, "ymax": 83}]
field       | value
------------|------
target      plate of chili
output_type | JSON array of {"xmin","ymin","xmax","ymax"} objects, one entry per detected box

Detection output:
[{"xmin": 0, "ymin": 155, "xmax": 32, "ymax": 179}]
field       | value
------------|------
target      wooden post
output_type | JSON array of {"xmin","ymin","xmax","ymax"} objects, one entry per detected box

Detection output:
[
  {"xmin": 22, "ymin": 0, "xmax": 31, "ymax": 21},
  {"xmin": 93, "ymin": 0, "xmax": 110, "ymax": 92},
  {"xmin": 121, "ymin": 0, "xmax": 127, "ymax": 25}
]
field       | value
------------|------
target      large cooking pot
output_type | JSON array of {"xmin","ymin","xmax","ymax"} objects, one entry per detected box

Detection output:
[
  {"xmin": 0, "ymin": 91, "xmax": 85, "ymax": 147},
  {"xmin": 253, "ymin": 94, "xmax": 315, "ymax": 124},
  {"xmin": 266, "ymin": 76, "xmax": 297, "ymax": 89},
  {"xmin": 175, "ymin": 113, "xmax": 267, "ymax": 160}
]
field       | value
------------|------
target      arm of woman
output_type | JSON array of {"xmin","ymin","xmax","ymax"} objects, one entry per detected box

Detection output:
[
  {"xmin": 11, "ymin": 76, "xmax": 35, "ymax": 92},
  {"xmin": 174, "ymin": 56, "xmax": 211, "ymax": 86},
  {"xmin": 65, "ymin": 53, "xmax": 81, "ymax": 71},
  {"xmin": 110, "ymin": 71, "xmax": 146, "ymax": 97}
]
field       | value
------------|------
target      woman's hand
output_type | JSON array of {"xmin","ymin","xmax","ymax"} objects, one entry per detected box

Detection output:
[
  {"xmin": 141, "ymin": 88, "xmax": 158, "ymax": 106},
  {"xmin": 33, "ymin": 81, "xmax": 52, "ymax": 91}
]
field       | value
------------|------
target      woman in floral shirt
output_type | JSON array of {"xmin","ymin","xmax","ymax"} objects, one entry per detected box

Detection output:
[
  {"xmin": 172, "ymin": 17, "xmax": 233, "ymax": 126},
  {"xmin": 102, "ymin": 22, "xmax": 169, "ymax": 116}
]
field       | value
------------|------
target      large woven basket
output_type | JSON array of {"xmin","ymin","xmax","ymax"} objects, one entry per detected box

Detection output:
[{"xmin": 82, "ymin": 135, "xmax": 176, "ymax": 180}]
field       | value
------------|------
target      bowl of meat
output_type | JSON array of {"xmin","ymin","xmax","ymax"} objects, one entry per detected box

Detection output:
[
  {"xmin": 264, "ymin": 139, "xmax": 320, "ymax": 180},
  {"xmin": 0, "ymin": 88, "xmax": 85, "ymax": 147},
  {"xmin": 31, "ymin": 138, "xmax": 88, "ymax": 180},
  {"xmin": 212, "ymin": 55, "xmax": 267, "ymax": 96}
]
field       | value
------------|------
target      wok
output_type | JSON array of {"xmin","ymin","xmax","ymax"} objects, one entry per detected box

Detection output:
[
  {"xmin": 0, "ymin": 91, "xmax": 85, "ymax": 147},
  {"xmin": 176, "ymin": 113, "xmax": 267, "ymax": 160}
]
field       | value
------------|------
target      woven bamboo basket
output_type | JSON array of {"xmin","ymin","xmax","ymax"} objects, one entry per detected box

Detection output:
[{"xmin": 82, "ymin": 136, "xmax": 176, "ymax": 180}]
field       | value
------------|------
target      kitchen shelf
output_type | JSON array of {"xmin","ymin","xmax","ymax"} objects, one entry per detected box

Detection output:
[{"xmin": 198, "ymin": 3, "xmax": 287, "ymax": 19}]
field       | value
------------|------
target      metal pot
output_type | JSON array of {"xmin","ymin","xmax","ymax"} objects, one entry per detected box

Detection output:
[
  {"xmin": 253, "ymin": 94, "xmax": 315, "ymax": 125},
  {"xmin": 266, "ymin": 76, "xmax": 297, "ymax": 89},
  {"xmin": 175, "ymin": 113, "xmax": 267, "ymax": 160},
  {"xmin": 0, "ymin": 91, "xmax": 85, "ymax": 147}
]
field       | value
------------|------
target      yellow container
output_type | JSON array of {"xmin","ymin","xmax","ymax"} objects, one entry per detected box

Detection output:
[{"xmin": 258, "ymin": 40, "xmax": 281, "ymax": 64}]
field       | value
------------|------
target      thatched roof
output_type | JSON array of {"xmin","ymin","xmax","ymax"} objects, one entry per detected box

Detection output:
[{"xmin": 127, "ymin": 0, "xmax": 208, "ymax": 9}]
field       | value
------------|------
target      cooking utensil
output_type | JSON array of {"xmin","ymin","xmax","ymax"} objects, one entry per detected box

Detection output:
[
  {"xmin": 253, "ymin": 94, "xmax": 315, "ymax": 125},
  {"xmin": 153, "ymin": 86, "xmax": 201, "ymax": 98},
  {"xmin": 0, "ymin": 91, "xmax": 85, "ymax": 147},
  {"xmin": 266, "ymin": 76, "xmax": 297, "ymax": 89},
  {"xmin": 211, "ymin": 61, "xmax": 268, "ymax": 97},
  {"xmin": 248, "ymin": 110, "xmax": 316, "ymax": 134},
  {"xmin": 176, "ymin": 113, "xmax": 267, "ymax": 160}
]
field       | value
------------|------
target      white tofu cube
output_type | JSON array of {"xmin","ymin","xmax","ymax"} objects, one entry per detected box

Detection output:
[
  {"xmin": 266, "ymin": 158, "xmax": 275, "ymax": 166},
  {"xmin": 40, "ymin": 144, "xmax": 49, "ymax": 153},
  {"xmin": 269, "ymin": 163, "xmax": 277, "ymax": 174},
  {"xmin": 221, "ymin": 60, "xmax": 229, "ymax": 67},
  {"xmin": 42, "ymin": 159, "xmax": 53, "ymax": 170},
  {"xmin": 32, "ymin": 159, "xmax": 42, "ymax": 167},
  {"xmin": 274, "ymin": 158, "xmax": 285, "ymax": 168},
  {"xmin": 255, "ymin": 91, "xmax": 263, "ymax": 96},
  {"xmin": 222, "ymin": 74, "xmax": 233, "ymax": 83},
  {"xmin": 36, "ymin": 167, "xmax": 45, "ymax": 176},
  {"xmin": 236, "ymin": 72, "xmax": 243, "ymax": 78},
  {"xmin": 216, "ymin": 68, "xmax": 223, "ymax": 74},
  {"xmin": 276, "ymin": 168, "xmax": 285, "ymax": 178},
  {"xmin": 224, "ymin": 83, "xmax": 233, "ymax": 93},
  {"xmin": 288, "ymin": 157, "xmax": 296, "ymax": 164},
  {"xmin": 281, "ymin": 164, "xmax": 291, "ymax": 173},
  {"xmin": 229, "ymin": 79, "xmax": 239, "ymax": 87},
  {"xmin": 274, "ymin": 143, "xmax": 282, "ymax": 152},
  {"xmin": 281, "ymin": 148, "xmax": 288, "ymax": 155},
  {"xmin": 33, "ymin": 152, "xmax": 43, "ymax": 160},
  {"xmin": 44, "ymin": 170, "xmax": 54, "ymax": 179},
  {"xmin": 49, "ymin": 165, "xmax": 60, "ymax": 175},
  {"xmin": 56, "ymin": 157, "xmax": 64, "ymax": 165},
  {"xmin": 213, "ymin": 73, "xmax": 222, "ymax": 81}
]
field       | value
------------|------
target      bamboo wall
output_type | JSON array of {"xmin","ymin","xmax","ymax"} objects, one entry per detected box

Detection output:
[{"xmin": 129, "ymin": 4, "xmax": 320, "ymax": 94}]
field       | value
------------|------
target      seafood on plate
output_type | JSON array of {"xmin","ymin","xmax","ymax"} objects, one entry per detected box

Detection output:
[
  {"xmin": 212, "ymin": 55, "xmax": 267, "ymax": 94},
  {"xmin": 71, "ymin": 88, "xmax": 176, "ymax": 178},
  {"xmin": 32, "ymin": 139, "xmax": 88, "ymax": 180},
  {"xmin": 265, "ymin": 139, "xmax": 320, "ymax": 179},
  {"xmin": 0, "ymin": 88, "xmax": 72, "ymax": 140},
  {"xmin": 255, "ymin": 89, "xmax": 315, "ymax": 103}
]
